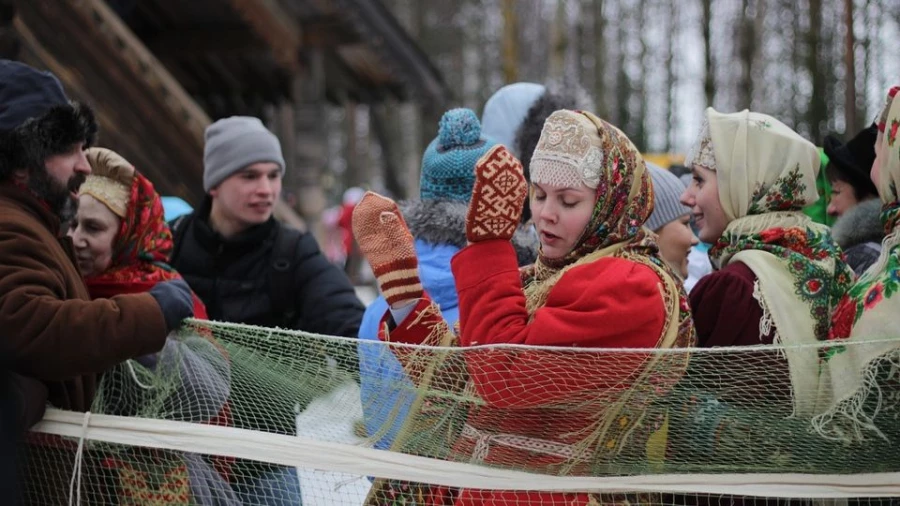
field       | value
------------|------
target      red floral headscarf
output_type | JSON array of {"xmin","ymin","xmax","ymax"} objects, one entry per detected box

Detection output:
[{"xmin": 84, "ymin": 170, "xmax": 182, "ymax": 299}]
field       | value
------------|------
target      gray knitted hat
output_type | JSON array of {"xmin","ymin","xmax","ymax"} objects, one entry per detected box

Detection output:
[
  {"xmin": 646, "ymin": 163, "xmax": 691, "ymax": 232},
  {"xmin": 203, "ymin": 116, "xmax": 285, "ymax": 192}
]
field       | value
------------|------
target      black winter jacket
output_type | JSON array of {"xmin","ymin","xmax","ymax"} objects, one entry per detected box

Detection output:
[{"xmin": 170, "ymin": 202, "xmax": 364, "ymax": 337}]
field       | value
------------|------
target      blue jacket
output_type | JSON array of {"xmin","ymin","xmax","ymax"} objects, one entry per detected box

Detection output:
[
  {"xmin": 357, "ymin": 199, "xmax": 537, "ymax": 450},
  {"xmin": 358, "ymin": 238, "xmax": 460, "ymax": 450}
]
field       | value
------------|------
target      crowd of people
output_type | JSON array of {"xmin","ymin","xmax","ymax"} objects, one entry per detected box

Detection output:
[{"xmin": 1, "ymin": 55, "xmax": 899, "ymax": 505}]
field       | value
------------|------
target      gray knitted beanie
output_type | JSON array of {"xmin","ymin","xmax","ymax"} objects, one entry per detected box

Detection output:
[
  {"xmin": 646, "ymin": 163, "xmax": 691, "ymax": 232},
  {"xmin": 203, "ymin": 116, "xmax": 285, "ymax": 192}
]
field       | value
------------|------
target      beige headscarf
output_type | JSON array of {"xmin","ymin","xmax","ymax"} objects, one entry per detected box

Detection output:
[
  {"xmin": 818, "ymin": 88, "xmax": 900, "ymax": 441},
  {"xmin": 687, "ymin": 108, "xmax": 852, "ymax": 417},
  {"xmin": 874, "ymin": 88, "xmax": 900, "ymax": 207}
]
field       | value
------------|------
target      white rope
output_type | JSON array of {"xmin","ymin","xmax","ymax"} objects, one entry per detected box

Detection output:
[
  {"xmin": 34, "ymin": 408, "xmax": 900, "ymax": 498},
  {"xmin": 125, "ymin": 359, "xmax": 154, "ymax": 389},
  {"xmin": 67, "ymin": 411, "xmax": 91, "ymax": 506}
]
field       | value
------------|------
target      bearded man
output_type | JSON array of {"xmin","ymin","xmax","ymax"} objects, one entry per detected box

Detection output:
[{"xmin": 0, "ymin": 60, "xmax": 195, "ymax": 416}]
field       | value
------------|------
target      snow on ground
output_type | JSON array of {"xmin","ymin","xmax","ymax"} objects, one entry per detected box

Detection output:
[
  {"xmin": 287, "ymin": 285, "xmax": 376, "ymax": 505},
  {"xmin": 295, "ymin": 381, "xmax": 372, "ymax": 506}
]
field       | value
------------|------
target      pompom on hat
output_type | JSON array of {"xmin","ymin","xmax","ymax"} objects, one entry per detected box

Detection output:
[{"xmin": 420, "ymin": 108, "xmax": 498, "ymax": 202}]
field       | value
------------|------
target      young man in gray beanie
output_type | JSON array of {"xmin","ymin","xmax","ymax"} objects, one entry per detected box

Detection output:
[{"xmin": 169, "ymin": 115, "xmax": 364, "ymax": 505}]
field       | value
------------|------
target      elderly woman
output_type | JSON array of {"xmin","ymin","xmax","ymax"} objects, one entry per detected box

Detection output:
[{"xmin": 67, "ymin": 148, "xmax": 236, "ymax": 505}]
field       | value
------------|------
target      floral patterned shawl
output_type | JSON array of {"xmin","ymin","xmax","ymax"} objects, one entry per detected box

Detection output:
[
  {"xmin": 519, "ymin": 110, "xmax": 695, "ymax": 352},
  {"xmin": 83, "ymin": 167, "xmax": 183, "ymax": 299},
  {"xmin": 687, "ymin": 108, "xmax": 853, "ymax": 417},
  {"xmin": 821, "ymin": 86, "xmax": 900, "ymax": 441},
  {"xmin": 367, "ymin": 111, "xmax": 697, "ymax": 506}
]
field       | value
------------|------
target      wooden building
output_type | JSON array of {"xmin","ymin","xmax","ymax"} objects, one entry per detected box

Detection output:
[{"xmin": 2, "ymin": 0, "xmax": 447, "ymax": 226}]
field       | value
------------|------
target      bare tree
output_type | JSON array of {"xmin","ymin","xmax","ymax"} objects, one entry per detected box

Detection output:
[
  {"xmin": 592, "ymin": 0, "xmax": 608, "ymax": 119},
  {"xmin": 736, "ymin": 0, "xmax": 755, "ymax": 109},
  {"xmin": 843, "ymin": 0, "xmax": 857, "ymax": 132},
  {"xmin": 860, "ymin": 0, "xmax": 874, "ymax": 123},
  {"xmin": 614, "ymin": 1, "xmax": 630, "ymax": 130},
  {"xmin": 664, "ymin": 0, "xmax": 676, "ymax": 151},
  {"xmin": 633, "ymin": 0, "xmax": 648, "ymax": 150},
  {"xmin": 364, "ymin": 0, "xmax": 898, "ymax": 192},
  {"xmin": 501, "ymin": 0, "xmax": 518, "ymax": 83},
  {"xmin": 549, "ymin": 0, "xmax": 567, "ymax": 81},
  {"xmin": 806, "ymin": 0, "xmax": 828, "ymax": 142},
  {"xmin": 701, "ymin": 0, "xmax": 715, "ymax": 108}
]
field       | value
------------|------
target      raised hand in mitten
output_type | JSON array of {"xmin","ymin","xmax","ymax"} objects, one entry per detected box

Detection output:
[
  {"xmin": 352, "ymin": 192, "xmax": 423, "ymax": 308},
  {"xmin": 465, "ymin": 145, "xmax": 528, "ymax": 244}
]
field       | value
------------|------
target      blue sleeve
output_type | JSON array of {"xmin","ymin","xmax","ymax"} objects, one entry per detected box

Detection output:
[{"xmin": 358, "ymin": 296, "xmax": 416, "ymax": 450}]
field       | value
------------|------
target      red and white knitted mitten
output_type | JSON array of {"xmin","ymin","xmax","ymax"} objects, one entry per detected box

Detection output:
[{"xmin": 465, "ymin": 145, "xmax": 528, "ymax": 243}]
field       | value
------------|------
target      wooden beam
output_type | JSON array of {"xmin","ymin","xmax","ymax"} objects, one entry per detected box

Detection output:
[
  {"xmin": 13, "ymin": 1, "xmax": 311, "ymax": 228},
  {"xmin": 333, "ymin": 0, "xmax": 449, "ymax": 109},
  {"xmin": 60, "ymin": 0, "xmax": 212, "ymax": 146},
  {"xmin": 145, "ymin": 28, "xmax": 265, "ymax": 59},
  {"xmin": 299, "ymin": 16, "xmax": 360, "ymax": 48},
  {"xmin": 14, "ymin": 10, "xmax": 205, "ymax": 203},
  {"xmin": 229, "ymin": 0, "xmax": 299, "ymax": 73}
]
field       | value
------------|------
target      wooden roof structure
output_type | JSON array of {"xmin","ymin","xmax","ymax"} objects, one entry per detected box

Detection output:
[
  {"xmin": 6, "ymin": 0, "xmax": 447, "ymax": 211},
  {"xmin": 118, "ymin": 0, "xmax": 448, "ymax": 117}
]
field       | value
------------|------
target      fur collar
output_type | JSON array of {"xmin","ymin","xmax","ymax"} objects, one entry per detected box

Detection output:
[
  {"xmin": 831, "ymin": 198, "xmax": 884, "ymax": 249},
  {"xmin": 399, "ymin": 198, "xmax": 538, "ymax": 267}
]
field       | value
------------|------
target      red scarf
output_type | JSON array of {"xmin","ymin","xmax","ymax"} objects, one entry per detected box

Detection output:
[{"xmin": 84, "ymin": 172, "xmax": 186, "ymax": 296}]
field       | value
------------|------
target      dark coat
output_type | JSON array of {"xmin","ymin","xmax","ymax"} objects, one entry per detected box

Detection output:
[
  {"xmin": 0, "ymin": 184, "xmax": 168, "ymax": 412},
  {"xmin": 169, "ymin": 201, "xmax": 364, "ymax": 337},
  {"xmin": 170, "ymin": 200, "xmax": 365, "ymax": 484}
]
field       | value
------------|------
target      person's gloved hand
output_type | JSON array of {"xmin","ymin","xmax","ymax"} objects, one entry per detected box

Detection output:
[
  {"xmin": 352, "ymin": 192, "xmax": 422, "ymax": 308},
  {"xmin": 465, "ymin": 145, "xmax": 528, "ymax": 244},
  {"xmin": 148, "ymin": 279, "xmax": 194, "ymax": 332}
]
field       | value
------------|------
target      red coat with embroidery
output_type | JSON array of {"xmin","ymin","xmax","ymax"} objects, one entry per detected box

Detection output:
[{"xmin": 381, "ymin": 240, "xmax": 667, "ymax": 506}]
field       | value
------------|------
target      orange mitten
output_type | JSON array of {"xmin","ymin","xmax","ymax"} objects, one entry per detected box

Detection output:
[{"xmin": 352, "ymin": 192, "xmax": 423, "ymax": 306}]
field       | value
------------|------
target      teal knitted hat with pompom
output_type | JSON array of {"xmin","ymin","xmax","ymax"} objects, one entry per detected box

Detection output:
[{"xmin": 420, "ymin": 108, "xmax": 498, "ymax": 202}]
